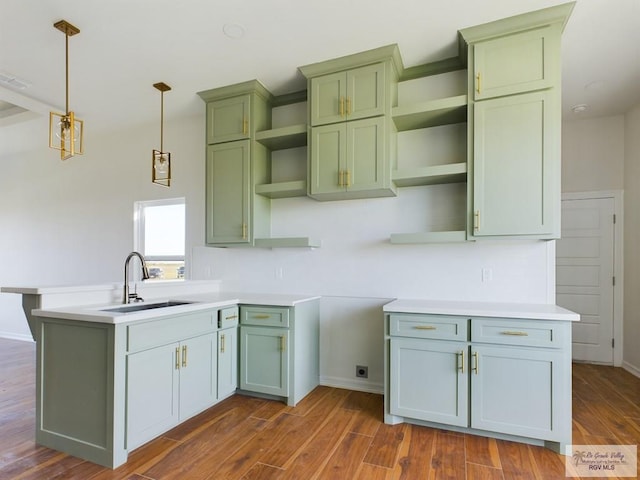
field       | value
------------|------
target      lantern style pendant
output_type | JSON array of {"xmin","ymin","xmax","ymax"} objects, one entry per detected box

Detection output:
[{"xmin": 152, "ymin": 82, "xmax": 171, "ymax": 187}]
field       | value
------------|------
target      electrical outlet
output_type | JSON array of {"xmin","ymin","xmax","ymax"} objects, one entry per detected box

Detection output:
[{"xmin": 356, "ymin": 365, "xmax": 368, "ymax": 378}]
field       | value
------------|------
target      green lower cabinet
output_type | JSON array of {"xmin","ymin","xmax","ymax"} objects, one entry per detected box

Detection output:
[
  {"xmin": 240, "ymin": 325, "xmax": 289, "ymax": 397},
  {"xmin": 126, "ymin": 342, "xmax": 180, "ymax": 450},
  {"xmin": 385, "ymin": 313, "xmax": 572, "ymax": 453},
  {"xmin": 178, "ymin": 333, "xmax": 217, "ymax": 420},
  {"xmin": 470, "ymin": 344, "xmax": 566, "ymax": 441},
  {"xmin": 217, "ymin": 326, "xmax": 238, "ymax": 400},
  {"xmin": 390, "ymin": 338, "xmax": 468, "ymax": 427}
]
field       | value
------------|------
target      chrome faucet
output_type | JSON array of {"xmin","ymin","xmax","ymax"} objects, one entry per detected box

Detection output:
[{"xmin": 123, "ymin": 251, "xmax": 150, "ymax": 304}]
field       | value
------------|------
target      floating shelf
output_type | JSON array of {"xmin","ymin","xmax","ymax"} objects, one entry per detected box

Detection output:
[
  {"xmin": 255, "ymin": 180, "xmax": 307, "ymax": 199},
  {"xmin": 392, "ymin": 162, "xmax": 467, "ymax": 187},
  {"xmin": 390, "ymin": 231, "xmax": 467, "ymax": 244},
  {"xmin": 392, "ymin": 95, "xmax": 468, "ymax": 131},
  {"xmin": 255, "ymin": 124, "xmax": 308, "ymax": 150},
  {"xmin": 254, "ymin": 237, "xmax": 321, "ymax": 248}
]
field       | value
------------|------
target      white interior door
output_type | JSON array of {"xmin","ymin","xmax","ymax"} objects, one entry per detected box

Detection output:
[{"xmin": 556, "ymin": 197, "xmax": 615, "ymax": 364}]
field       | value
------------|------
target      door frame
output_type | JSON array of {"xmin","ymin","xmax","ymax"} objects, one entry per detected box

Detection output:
[{"xmin": 560, "ymin": 190, "xmax": 624, "ymax": 366}]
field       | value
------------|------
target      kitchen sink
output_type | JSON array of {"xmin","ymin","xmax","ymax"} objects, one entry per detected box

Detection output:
[{"xmin": 100, "ymin": 300, "xmax": 194, "ymax": 313}]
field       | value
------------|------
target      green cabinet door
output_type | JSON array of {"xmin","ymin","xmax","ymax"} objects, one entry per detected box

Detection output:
[
  {"xmin": 473, "ymin": 26, "xmax": 559, "ymax": 101},
  {"xmin": 310, "ymin": 63, "xmax": 385, "ymax": 126},
  {"xmin": 240, "ymin": 325, "xmax": 289, "ymax": 397},
  {"xmin": 472, "ymin": 90, "xmax": 558, "ymax": 237},
  {"xmin": 470, "ymin": 344, "xmax": 567, "ymax": 441},
  {"xmin": 309, "ymin": 117, "xmax": 389, "ymax": 200},
  {"xmin": 206, "ymin": 140, "xmax": 251, "ymax": 245},
  {"xmin": 217, "ymin": 327, "xmax": 238, "ymax": 400},
  {"xmin": 178, "ymin": 333, "xmax": 217, "ymax": 420},
  {"xmin": 126, "ymin": 342, "xmax": 179, "ymax": 450},
  {"xmin": 206, "ymin": 94, "xmax": 250, "ymax": 144},
  {"xmin": 389, "ymin": 337, "xmax": 468, "ymax": 427}
]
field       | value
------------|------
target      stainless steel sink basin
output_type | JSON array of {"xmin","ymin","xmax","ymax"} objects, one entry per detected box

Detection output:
[{"xmin": 101, "ymin": 300, "xmax": 193, "ymax": 313}]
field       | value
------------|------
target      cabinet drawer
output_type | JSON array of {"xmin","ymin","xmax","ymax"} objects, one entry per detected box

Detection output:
[
  {"xmin": 127, "ymin": 310, "xmax": 216, "ymax": 353},
  {"xmin": 471, "ymin": 318, "xmax": 568, "ymax": 348},
  {"xmin": 241, "ymin": 306, "xmax": 290, "ymax": 328},
  {"xmin": 389, "ymin": 314, "xmax": 468, "ymax": 341},
  {"xmin": 219, "ymin": 306, "xmax": 239, "ymax": 329}
]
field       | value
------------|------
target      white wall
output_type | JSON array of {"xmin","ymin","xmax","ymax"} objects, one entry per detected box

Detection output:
[
  {"xmin": 623, "ymin": 104, "xmax": 640, "ymax": 374},
  {"xmin": 562, "ymin": 115, "xmax": 625, "ymax": 192}
]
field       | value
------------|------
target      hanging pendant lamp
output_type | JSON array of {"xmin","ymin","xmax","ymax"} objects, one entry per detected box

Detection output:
[
  {"xmin": 152, "ymin": 82, "xmax": 171, "ymax": 187},
  {"xmin": 49, "ymin": 20, "xmax": 84, "ymax": 160}
]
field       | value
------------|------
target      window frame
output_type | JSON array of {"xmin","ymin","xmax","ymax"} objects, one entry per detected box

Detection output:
[{"xmin": 134, "ymin": 197, "xmax": 186, "ymax": 263}]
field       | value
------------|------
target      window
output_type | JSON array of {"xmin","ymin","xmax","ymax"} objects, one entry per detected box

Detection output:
[{"xmin": 134, "ymin": 198, "xmax": 185, "ymax": 280}]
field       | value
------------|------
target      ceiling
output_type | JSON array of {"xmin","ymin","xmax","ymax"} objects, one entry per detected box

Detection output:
[{"xmin": 1, "ymin": 0, "xmax": 639, "ymax": 133}]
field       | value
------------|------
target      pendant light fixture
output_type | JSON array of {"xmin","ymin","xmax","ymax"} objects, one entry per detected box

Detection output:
[
  {"xmin": 152, "ymin": 82, "xmax": 171, "ymax": 187},
  {"xmin": 49, "ymin": 20, "xmax": 84, "ymax": 160}
]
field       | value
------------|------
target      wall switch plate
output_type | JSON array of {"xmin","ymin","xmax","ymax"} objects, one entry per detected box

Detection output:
[{"xmin": 482, "ymin": 268, "xmax": 493, "ymax": 282}]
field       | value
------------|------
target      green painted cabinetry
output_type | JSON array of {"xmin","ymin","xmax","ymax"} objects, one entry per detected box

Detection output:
[
  {"xmin": 385, "ymin": 311, "xmax": 573, "ymax": 453},
  {"xmin": 300, "ymin": 45, "xmax": 402, "ymax": 201},
  {"xmin": 198, "ymin": 81, "xmax": 272, "ymax": 247},
  {"xmin": 217, "ymin": 306, "xmax": 239, "ymax": 400},
  {"xmin": 239, "ymin": 299, "xmax": 320, "ymax": 407},
  {"xmin": 206, "ymin": 94, "xmax": 251, "ymax": 144},
  {"xmin": 460, "ymin": 4, "xmax": 573, "ymax": 239}
]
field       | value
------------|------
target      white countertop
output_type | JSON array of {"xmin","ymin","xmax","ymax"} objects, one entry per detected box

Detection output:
[
  {"xmin": 383, "ymin": 299, "xmax": 580, "ymax": 322},
  {"xmin": 32, "ymin": 291, "xmax": 321, "ymax": 325}
]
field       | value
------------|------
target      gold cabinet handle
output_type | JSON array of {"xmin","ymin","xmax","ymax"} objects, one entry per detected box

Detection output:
[
  {"xmin": 338, "ymin": 170, "xmax": 344, "ymax": 187},
  {"xmin": 280, "ymin": 335, "xmax": 286, "ymax": 352},
  {"xmin": 500, "ymin": 331, "xmax": 529, "ymax": 336},
  {"xmin": 242, "ymin": 223, "xmax": 247, "ymax": 240},
  {"xmin": 472, "ymin": 351, "xmax": 479, "ymax": 375},
  {"xmin": 225, "ymin": 314, "xmax": 238, "ymax": 320},
  {"xmin": 474, "ymin": 211, "xmax": 480, "ymax": 232},
  {"xmin": 253, "ymin": 314, "xmax": 271, "ymax": 319},
  {"xmin": 220, "ymin": 334, "xmax": 225, "ymax": 354},
  {"xmin": 175, "ymin": 347, "xmax": 180, "ymax": 370},
  {"xmin": 346, "ymin": 97, "xmax": 352, "ymax": 115},
  {"xmin": 182, "ymin": 345, "xmax": 187, "ymax": 368},
  {"xmin": 339, "ymin": 96, "xmax": 345, "ymax": 117},
  {"xmin": 458, "ymin": 350, "xmax": 465, "ymax": 374},
  {"xmin": 242, "ymin": 117, "xmax": 248, "ymax": 135},
  {"xmin": 476, "ymin": 72, "xmax": 481, "ymax": 94},
  {"xmin": 414, "ymin": 325, "xmax": 436, "ymax": 330},
  {"xmin": 345, "ymin": 170, "xmax": 351, "ymax": 187}
]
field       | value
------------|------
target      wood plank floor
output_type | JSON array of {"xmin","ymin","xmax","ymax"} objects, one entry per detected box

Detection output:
[{"xmin": 1, "ymin": 338, "xmax": 638, "ymax": 479}]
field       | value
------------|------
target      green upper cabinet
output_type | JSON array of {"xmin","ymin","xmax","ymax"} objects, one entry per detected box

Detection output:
[
  {"xmin": 472, "ymin": 91, "xmax": 558, "ymax": 237},
  {"xmin": 460, "ymin": 2, "xmax": 573, "ymax": 240},
  {"xmin": 472, "ymin": 26, "xmax": 560, "ymax": 101},
  {"xmin": 300, "ymin": 44, "xmax": 403, "ymax": 201},
  {"xmin": 310, "ymin": 63, "xmax": 386, "ymax": 126},
  {"xmin": 309, "ymin": 116, "xmax": 389, "ymax": 199},
  {"xmin": 206, "ymin": 141, "xmax": 251, "ymax": 245},
  {"xmin": 199, "ymin": 81, "xmax": 272, "ymax": 247},
  {"xmin": 206, "ymin": 94, "xmax": 251, "ymax": 144}
]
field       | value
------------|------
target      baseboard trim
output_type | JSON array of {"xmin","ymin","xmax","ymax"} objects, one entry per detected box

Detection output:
[
  {"xmin": 319, "ymin": 376, "xmax": 383, "ymax": 395},
  {"xmin": 622, "ymin": 361, "xmax": 640, "ymax": 379},
  {"xmin": 0, "ymin": 332, "xmax": 34, "ymax": 342}
]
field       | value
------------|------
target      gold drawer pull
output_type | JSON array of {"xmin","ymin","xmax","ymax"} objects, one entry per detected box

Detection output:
[
  {"xmin": 220, "ymin": 334, "xmax": 225, "ymax": 353},
  {"xmin": 346, "ymin": 97, "xmax": 352, "ymax": 115},
  {"xmin": 225, "ymin": 314, "xmax": 238, "ymax": 320},
  {"xmin": 339, "ymin": 96, "xmax": 345, "ymax": 117},
  {"xmin": 458, "ymin": 350, "xmax": 465, "ymax": 374},
  {"xmin": 472, "ymin": 351, "xmax": 479, "ymax": 374},
  {"xmin": 500, "ymin": 331, "xmax": 529, "ymax": 336},
  {"xmin": 414, "ymin": 325, "xmax": 437, "ymax": 330},
  {"xmin": 476, "ymin": 72, "xmax": 481, "ymax": 94},
  {"xmin": 253, "ymin": 314, "xmax": 271, "ymax": 319},
  {"xmin": 281, "ymin": 335, "xmax": 286, "ymax": 352},
  {"xmin": 181, "ymin": 345, "xmax": 187, "ymax": 367},
  {"xmin": 175, "ymin": 347, "xmax": 180, "ymax": 370}
]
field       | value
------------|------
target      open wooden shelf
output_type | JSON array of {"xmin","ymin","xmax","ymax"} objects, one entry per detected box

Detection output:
[
  {"xmin": 255, "ymin": 124, "xmax": 307, "ymax": 150},
  {"xmin": 254, "ymin": 237, "xmax": 321, "ymax": 248},
  {"xmin": 255, "ymin": 180, "xmax": 307, "ymax": 199},
  {"xmin": 392, "ymin": 162, "xmax": 467, "ymax": 187},
  {"xmin": 392, "ymin": 95, "xmax": 467, "ymax": 131},
  {"xmin": 390, "ymin": 230, "xmax": 467, "ymax": 244}
]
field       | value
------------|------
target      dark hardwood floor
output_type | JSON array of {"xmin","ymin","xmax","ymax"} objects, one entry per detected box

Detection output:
[{"xmin": 0, "ymin": 338, "xmax": 638, "ymax": 479}]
